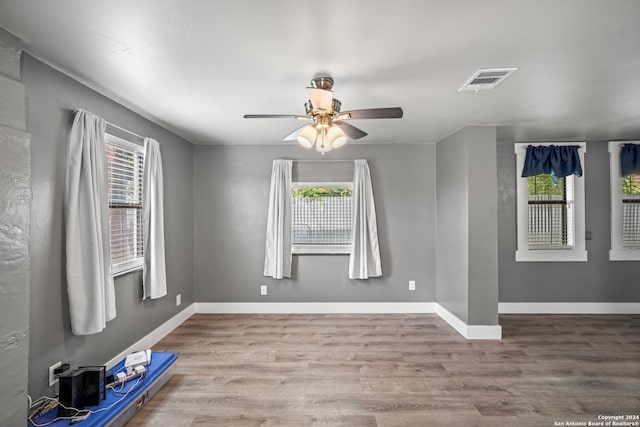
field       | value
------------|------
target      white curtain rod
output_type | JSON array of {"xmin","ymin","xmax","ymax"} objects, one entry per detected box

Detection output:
[{"xmin": 72, "ymin": 107, "xmax": 145, "ymax": 142}]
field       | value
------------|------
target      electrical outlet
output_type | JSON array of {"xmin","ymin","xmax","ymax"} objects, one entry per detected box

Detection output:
[
  {"xmin": 409, "ymin": 280, "xmax": 416, "ymax": 291},
  {"xmin": 260, "ymin": 285, "xmax": 267, "ymax": 296},
  {"xmin": 176, "ymin": 294, "xmax": 181, "ymax": 306},
  {"xmin": 49, "ymin": 361, "xmax": 62, "ymax": 387}
]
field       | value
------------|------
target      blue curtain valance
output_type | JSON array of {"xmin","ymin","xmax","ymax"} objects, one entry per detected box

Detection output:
[
  {"xmin": 620, "ymin": 143, "xmax": 640, "ymax": 177},
  {"xmin": 521, "ymin": 145, "xmax": 583, "ymax": 178}
]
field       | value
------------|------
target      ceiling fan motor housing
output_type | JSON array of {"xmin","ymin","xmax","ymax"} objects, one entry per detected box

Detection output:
[{"xmin": 310, "ymin": 76, "xmax": 334, "ymax": 91}]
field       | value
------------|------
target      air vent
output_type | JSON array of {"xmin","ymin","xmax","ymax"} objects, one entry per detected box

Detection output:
[{"xmin": 458, "ymin": 68, "xmax": 518, "ymax": 92}]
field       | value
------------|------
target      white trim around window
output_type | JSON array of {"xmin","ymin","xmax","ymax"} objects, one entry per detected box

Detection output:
[
  {"xmin": 106, "ymin": 132, "xmax": 145, "ymax": 276},
  {"xmin": 514, "ymin": 142, "xmax": 587, "ymax": 262},
  {"xmin": 609, "ymin": 140, "xmax": 640, "ymax": 261}
]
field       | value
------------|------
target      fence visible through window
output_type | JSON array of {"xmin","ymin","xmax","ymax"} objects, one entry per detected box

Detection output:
[
  {"xmin": 292, "ymin": 185, "xmax": 352, "ymax": 247},
  {"xmin": 527, "ymin": 175, "xmax": 574, "ymax": 248},
  {"xmin": 622, "ymin": 174, "xmax": 640, "ymax": 248}
]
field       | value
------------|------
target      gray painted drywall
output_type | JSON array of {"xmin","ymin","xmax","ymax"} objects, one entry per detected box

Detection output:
[
  {"xmin": 23, "ymin": 54, "xmax": 195, "ymax": 399},
  {"xmin": 497, "ymin": 140, "xmax": 640, "ymax": 302},
  {"xmin": 467, "ymin": 128, "xmax": 499, "ymax": 325},
  {"xmin": 436, "ymin": 126, "xmax": 499, "ymax": 325},
  {"xmin": 0, "ymin": 28, "xmax": 30, "ymax": 427},
  {"xmin": 436, "ymin": 130, "xmax": 469, "ymax": 323},
  {"xmin": 194, "ymin": 144, "xmax": 436, "ymax": 303}
]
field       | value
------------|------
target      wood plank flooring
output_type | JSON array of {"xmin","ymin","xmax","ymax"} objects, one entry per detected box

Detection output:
[{"xmin": 126, "ymin": 314, "xmax": 639, "ymax": 427}]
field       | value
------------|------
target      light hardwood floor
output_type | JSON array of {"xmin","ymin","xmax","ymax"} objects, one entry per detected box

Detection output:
[{"xmin": 126, "ymin": 313, "xmax": 639, "ymax": 427}]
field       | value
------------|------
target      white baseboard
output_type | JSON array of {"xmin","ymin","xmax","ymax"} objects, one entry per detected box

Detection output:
[
  {"xmin": 197, "ymin": 302, "xmax": 501, "ymax": 339},
  {"xmin": 467, "ymin": 324, "xmax": 503, "ymax": 339},
  {"xmin": 105, "ymin": 303, "xmax": 196, "ymax": 369},
  {"xmin": 435, "ymin": 304, "xmax": 502, "ymax": 340},
  {"xmin": 195, "ymin": 302, "xmax": 502, "ymax": 339},
  {"xmin": 194, "ymin": 302, "xmax": 438, "ymax": 314},
  {"xmin": 499, "ymin": 302, "xmax": 640, "ymax": 314},
  {"xmin": 109, "ymin": 301, "xmax": 504, "ymax": 365},
  {"xmin": 103, "ymin": 301, "xmax": 640, "ymax": 364}
]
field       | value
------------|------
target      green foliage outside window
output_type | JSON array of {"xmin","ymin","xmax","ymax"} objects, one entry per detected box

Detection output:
[
  {"xmin": 527, "ymin": 174, "xmax": 564, "ymax": 196},
  {"xmin": 292, "ymin": 186, "xmax": 353, "ymax": 199},
  {"xmin": 622, "ymin": 175, "xmax": 640, "ymax": 195}
]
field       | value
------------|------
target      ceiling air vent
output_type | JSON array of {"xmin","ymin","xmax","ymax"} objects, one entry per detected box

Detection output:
[{"xmin": 458, "ymin": 68, "xmax": 518, "ymax": 92}]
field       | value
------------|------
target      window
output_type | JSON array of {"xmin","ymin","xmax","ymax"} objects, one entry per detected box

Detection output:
[
  {"xmin": 515, "ymin": 142, "xmax": 587, "ymax": 262},
  {"xmin": 291, "ymin": 182, "xmax": 353, "ymax": 254},
  {"xmin": 622, "ymin": 176, "xmax": 640, "ymax": 246},
  {"xmin": 609, "ymin": 140, "xmax": 640, "ymax": 260},
  {"xmin": 526, "ymin": 174, "xmax": 574, "ymax": 248},
  {"xmin": 106, "ymin": 133, "xmax": 145, "ymax": 275}
]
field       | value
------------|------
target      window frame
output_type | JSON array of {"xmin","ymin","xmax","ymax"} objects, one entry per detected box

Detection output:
[
  {"xmin": 514, "ymin": 142, "xmax": 587, "ymax": 262},
  {"xmin": 608, "ymin": 140, "xmax": 640, "ymax": 261},
  {"xmin": 105, "ymin": 132, "xmax": 145, "ymax": 276},
  {"xmin": 291, "ymin": 181, "xmax": 353, "ymax": 255},
  {"xmin": 525, "ymin": 174, "xmax": 574, "ymax": 249}
]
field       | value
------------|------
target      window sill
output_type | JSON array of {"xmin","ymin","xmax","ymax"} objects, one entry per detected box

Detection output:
[
  {"xmin": 516, "ymin": 249, "xmax": 587, "ymax": 262},
  {"xmin": 293, "ymin": 244, "xmax": 350, "ymax": 255},
  {"xmin": 609, "ymin": 249, "xmax": 640, "ymax": 261},
  {"xmin": 113, "ymin": 259, "xmax": 143, "ymax": 277}
]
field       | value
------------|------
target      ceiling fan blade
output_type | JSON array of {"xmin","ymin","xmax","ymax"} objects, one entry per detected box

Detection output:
[
  {"xmin": 282, "ymin": 125, "xmax": 307, "ymax": 141},
  {"xmin": 243, "ymin": 114, "xmax": 303, "ymax": 119},
  {"xmin": 334, "ymin": 121, "xmax": 368, "ymax": 140},
  {"xmin": 341, "ymin": 107, "xmax": 404, "ymax": 120}
]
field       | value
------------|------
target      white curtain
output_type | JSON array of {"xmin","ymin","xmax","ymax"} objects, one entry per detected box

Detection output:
[
  {"xmin": 349, "ymin": 159, "xmax": 382, "ymax": 279},
  {"xmin": 263, "ymin": 159, "xmax": 293, "ymax": 279},
  {"xmin": 64, "ymin": 109, "xmax": 116, "ymax": 335},
  {"xmin": 142, "ymin": 138, "xmax": 167, "ymax": 299}
]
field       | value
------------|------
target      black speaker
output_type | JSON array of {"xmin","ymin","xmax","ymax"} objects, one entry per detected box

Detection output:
[
  {"xmin": 80, "ymin": 366, "xmax": 106, "ymax": 406},
  {"xmin": 58, "ymin": 370, "xmax": 85, "ymax": 416}
]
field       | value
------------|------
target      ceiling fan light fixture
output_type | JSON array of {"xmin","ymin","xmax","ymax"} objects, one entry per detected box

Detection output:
[
  {"xmin": 315, "ymin": 128, "xmax": 333, "ymax": 155},
  {"xmin": 307, "ymin": 87, "xmax": 333, "ymax": 111},
  {"xmin": 244, "ymin": 75, "xmax": 403, "ymax": 155},
  {"xmin": 297, "ymin": 124, "xmax": 317, "ymax": 148},
  {"xmin": 327, "ymin": 125, "xmax": 347, "ymax": 148}
]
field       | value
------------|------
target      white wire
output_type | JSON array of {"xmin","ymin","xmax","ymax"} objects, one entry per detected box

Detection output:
[
  {"xmin": 90, "ymin": 373, "xmax": 145, "ymax": 414},
  {"xmin": 28, "ymin": 395, "xmax": 58, "ymax": 418},
  {"xmin": 114, "ymin": 380, "xmax": 126, "ymax": 392},
  {"xmin": 28, "ymin": 396, "xmax": 84, "ymax": 426},
  {"xmin": 28, "ymin": 373, "xmax": 146, "ymax": 426}
]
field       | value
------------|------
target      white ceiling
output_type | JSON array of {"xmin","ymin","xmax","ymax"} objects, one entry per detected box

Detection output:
[{"xmin": 1, "ymin": 0, "xmax": 639, "ymax": 145}]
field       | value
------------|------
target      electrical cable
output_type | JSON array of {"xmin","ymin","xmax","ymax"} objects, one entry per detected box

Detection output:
[
  {"xmin": 89, "ymin": 373, "xmax": 145, "ymax": 414},
  {"xmin": 111, "ymin": 371, "xmax": 147, "ymax": 395},
  {"xmin": 28, "ymin": 372, "xmax": 147, "ymax": 426},
  {"xmin": 28, "ymin": 397, "xmax": 83, "ymax": 426}
]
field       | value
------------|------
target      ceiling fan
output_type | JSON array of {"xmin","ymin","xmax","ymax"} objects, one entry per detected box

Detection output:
[{"xmin": 244, "ymin": 76, "xmax": 403, "ymax": 154}]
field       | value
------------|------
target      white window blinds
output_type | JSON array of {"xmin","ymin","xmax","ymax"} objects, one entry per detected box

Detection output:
[{"xmin": 106, "ymin": 133, "xmax": 144, "ymax": 274}]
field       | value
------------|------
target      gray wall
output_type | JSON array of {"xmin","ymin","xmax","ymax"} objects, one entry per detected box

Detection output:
[
  {"xmin": 436, "ymin": 130, "xmax": 469, "ymax": 322},
  {"xmin": 0, "ymin": 29, "xmax": 30, "ymax": 426},
  {"xmin": 467, "ymin": 129, "xmax": 499, "ymax": 325},
  {"xmin": 497, "ymin": 139, "xmax": 640, "ymax": 302},
  {"xmin": 23, "ymin": 54, "xmax": 195, "ymax": 399},
  {"xmin": 436, "ymin": 126, "xmax": 499, "ymax": 325},
  {"xmin": 194, "ymin": 144, "xmax": 436, "ymax": 302}
]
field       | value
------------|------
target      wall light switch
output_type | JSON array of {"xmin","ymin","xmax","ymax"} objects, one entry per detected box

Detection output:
[
  {"xmin": 176, "ymin": 294, "xmax": 181, "ymax": 306},
  {"xmin": 409, "ymin": 280, "xmax": 416, "ymax": 291},
  {"xmin": 260, "ymin": 285, "xmax": 267, "ymax": 296}
]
